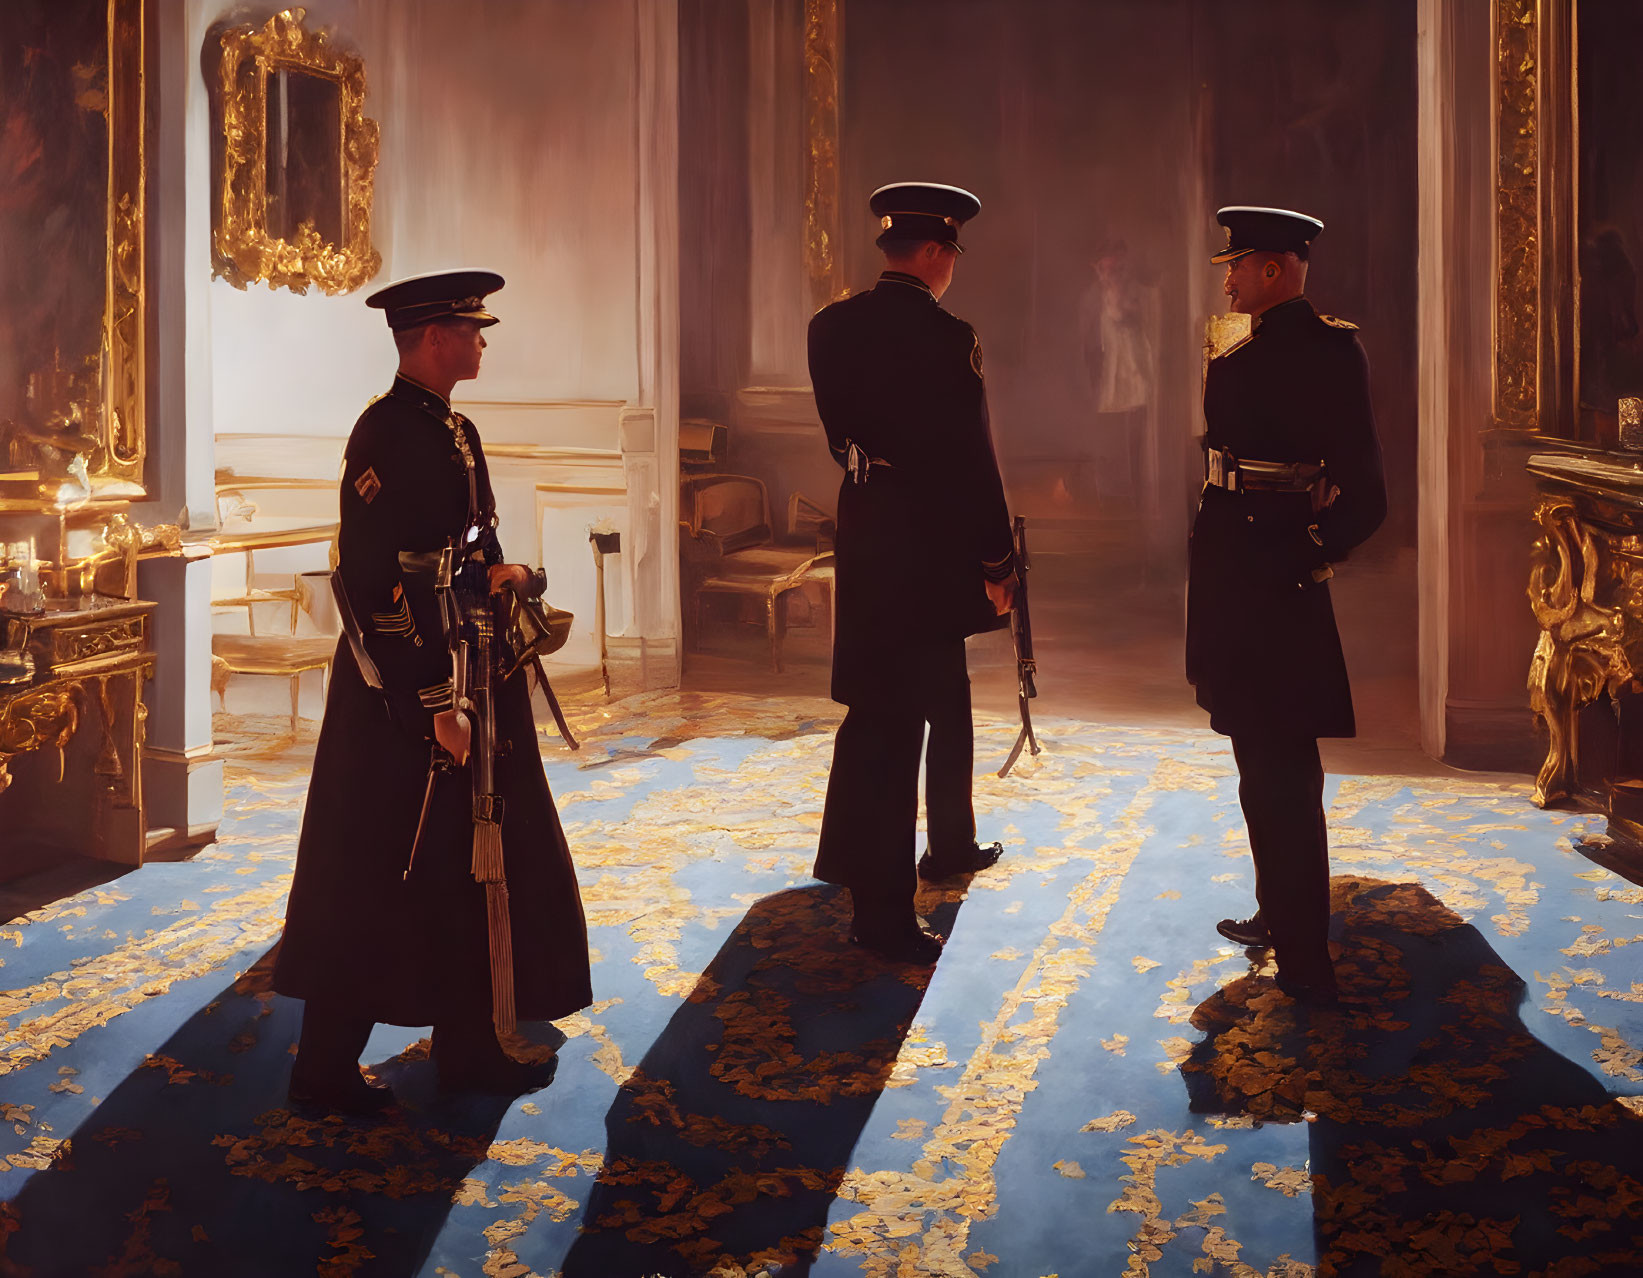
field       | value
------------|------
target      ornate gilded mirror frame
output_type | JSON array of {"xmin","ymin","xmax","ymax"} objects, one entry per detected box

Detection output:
[
  {"xmin": 210, "ymin": 8, "xmax": 381, "ymax": 295},
  {"xmin": 0, "ymin": 0, "xmax": 147, "ymax": 508},
  {"xmin": 1493, "ymin": 0, "xmax": 1582, "ymax": 438}
]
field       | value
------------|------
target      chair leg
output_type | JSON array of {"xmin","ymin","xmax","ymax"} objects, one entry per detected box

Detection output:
[
  {"xmin": 768, "ymin": 592, "xmax": 783, "ymax": 674},
  {"xmin": 290, "ymin": 672, "xmax": 301, "ymax": 732}
]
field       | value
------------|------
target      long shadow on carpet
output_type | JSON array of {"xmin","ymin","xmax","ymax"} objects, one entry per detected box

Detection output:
[
  {"xmin": 559, "ymin": 883, "xmax": 956, "ymax": 1278},
  {"xmin": 0, "ymin": 949, "xmax": 521, "ymax": 1278},
  {"xmin": 1183, "ymin": 878, "xmax": 1643, "ymax": 1275}
]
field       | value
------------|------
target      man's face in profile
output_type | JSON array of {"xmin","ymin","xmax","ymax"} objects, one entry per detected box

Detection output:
[
  {"xmin": 1223, "ymin": 253, "xmax": 1285, "ymax": 316},
  {"xmin": 437, "ymin": 319, "xmax": 487, "ymax": 383}
]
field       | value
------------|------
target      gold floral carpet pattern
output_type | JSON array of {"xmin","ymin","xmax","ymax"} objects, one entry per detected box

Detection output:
[{"xmin": 0, "ymin": 691, "xmax": 1641, "ymax": 1276}]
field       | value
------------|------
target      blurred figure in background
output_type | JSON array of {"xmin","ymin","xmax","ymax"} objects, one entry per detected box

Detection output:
[{"xmin": 1078, "ymin": 240, "xmax": 1158, "ymax": 509}]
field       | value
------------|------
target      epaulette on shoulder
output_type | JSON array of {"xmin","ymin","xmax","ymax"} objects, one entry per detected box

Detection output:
[
  {"xmin": 1319, "ymin": 314, "xmax": 1358, "ymax": 331},
  {"xmin": 353, "ymin": 390, "xmax": 412, "ymax": 437}
]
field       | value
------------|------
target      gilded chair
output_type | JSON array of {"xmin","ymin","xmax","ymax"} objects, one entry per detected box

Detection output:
[{"xmin": 680, "ymin": 474, "xmax": 834, "ymax": 673}]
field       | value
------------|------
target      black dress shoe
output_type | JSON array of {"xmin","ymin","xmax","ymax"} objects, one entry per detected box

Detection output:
[
  {"xmin": 288, "ymin": 1071, "xmax": 395, "ymax": 1116},
  {"xmin": 437, "ymin": 1052, "xmax": 558, "ymax": 1097},
  {"xmin": 1216, "ymin": 914, "xmax": 1272, "ymax": 948},
  {"xmin": 849, "ymin": 922, "xmax": 943, "ymax": 965},
  {"xmin": 917, "ymin": 841, "xmax": 1004, "ymax": 881}
]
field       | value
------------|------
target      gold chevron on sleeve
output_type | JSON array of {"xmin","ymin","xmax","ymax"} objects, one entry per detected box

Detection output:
[
  {"xmin": 369, "ymin": 584, "xmax": 417, "ymax": 639},
  {"xmin": 417, "ymin": 680, "xmax": 454, "ymax": 709}
]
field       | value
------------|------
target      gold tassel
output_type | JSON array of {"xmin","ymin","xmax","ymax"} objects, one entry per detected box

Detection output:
[
  {"xmin": 486, "ymin": 880, "xmax": 516, "ymax": 1036},
  {"xmin": 471, "ymin": 816, "xmax": 505, "ymax": 881}
]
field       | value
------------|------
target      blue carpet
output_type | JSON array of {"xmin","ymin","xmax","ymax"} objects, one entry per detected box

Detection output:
[{"xmin": 1, "ymin": 694, "xmax": 1641, "ymax": 1276}]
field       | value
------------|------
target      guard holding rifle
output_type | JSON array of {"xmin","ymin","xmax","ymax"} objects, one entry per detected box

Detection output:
[
  {"xmin": 1186, "ymin": 207, "xmax": 1387, "ymax": 1003},
  {"xmin": 810, "ymin": 182, "xmax": 1016, "ymax": 965},
  {"xmin": 274, "ymin": 270, "xmax": 591, "ymax": 1112}
]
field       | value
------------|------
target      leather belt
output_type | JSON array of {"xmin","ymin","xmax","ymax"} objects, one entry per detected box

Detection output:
[{"xmin": 1205, "ymin": 446, "xmax": 1322, "ymax": 494}]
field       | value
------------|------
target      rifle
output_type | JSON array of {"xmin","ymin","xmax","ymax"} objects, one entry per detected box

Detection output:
[
  {"xmin": 997, "ymin": 515, "xmax": 1040, "ymax": 778},
  {"xmin": 410, "ymin": 534, "xmax": 518, "ymax": 1035}
]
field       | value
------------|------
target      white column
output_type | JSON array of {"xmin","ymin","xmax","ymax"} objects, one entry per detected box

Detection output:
[
  {"xmin": 1416, "ymin": 0, "xmax": 1451, "ymax": 757},
  {"xmin": 132, "ymin": 0, "xmax": 223, "ymax": 849},
  {"xmin": 1415, "ymin": 0, "xmax": 1498, "ymax": 762},
  {"xmin": 620, "ymin": 0, "xmax": 681, "ymax": 688}
]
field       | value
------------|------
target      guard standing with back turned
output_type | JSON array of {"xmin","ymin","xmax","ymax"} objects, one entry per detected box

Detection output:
[
  {"xmin": 1186, "ymin": 206, "xmax": 1387, "ymax": 1003},
  {"xmin": 273, "ymin": 270, "xmax": 593, "ymax": 1111},
  {"xmin": 810, "ymin": 182, "xmax": 1017, "ymax": 965}
]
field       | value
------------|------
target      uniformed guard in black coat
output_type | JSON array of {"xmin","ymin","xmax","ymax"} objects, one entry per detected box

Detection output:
[
  {"xmin": 1186, "ymin": 207, "xmax": 1387, "ymax": 1002},
  {"xmin": 810, "ymin": 183, "xmax": 1017, "ymax": 964},
  {"xmin": 273, "ymin": 270, "xmax": 592, "ymax": 1111}
]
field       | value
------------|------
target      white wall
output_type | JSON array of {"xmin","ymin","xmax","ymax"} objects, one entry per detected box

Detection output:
[
  {"xmin": 195, "ymin": 0, "xmax": 645, "ymax": 441},
  {"xmin": 191, "ymin": 0, "xmax": 680, "ymax": 711}
]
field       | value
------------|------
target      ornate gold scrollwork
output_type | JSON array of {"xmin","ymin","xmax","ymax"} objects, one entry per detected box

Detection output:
[
  {"xmin": 0, "ymin": 684, "xmax": 83, "ymax": 795},
  {"xmin": 1494, "ymin": 0, "xmax": 1539, "ymax": 428},
  {"xmin": 804, "ymin": 0, "xmax": 845, "ymax": 310},
  {"xmin": 51, "ymin": 620, "xmax": 144, "ymax": 667},
  {"xmin": 211, "ymin": 8, "xmax": 381, "ymax": 295},
  {"xmin": 92, "ymin": 676, "xmax": 123, "ymax": 781},
  {"xmin": 104, "ymin": 513, "xmax": 182, "ymax": 559},
  {"xmin": 1527, "ymin": 498, "xmax": 1643, "ymax": 805}
]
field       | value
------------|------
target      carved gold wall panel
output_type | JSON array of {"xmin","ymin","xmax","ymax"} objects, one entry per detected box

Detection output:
[
  {"xmin": 105, "ymin": 0, "xmax": 147, "ymax": 489},
  {"xmin": 0, "ymin": 0, "xmax": 147, "ymax": 504},
  {"xmin": 211, "ymin": 8, "xmax": 381, "ymax": 295},
  {"xmin": 804, "ymin": 0, "xmax": 845, "ymax": 309},
  {"xmin": 1495, "ymin": 0, "xmax": 1540, "ymax": 428}
]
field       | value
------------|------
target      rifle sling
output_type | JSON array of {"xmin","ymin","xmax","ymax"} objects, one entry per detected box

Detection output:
[{"xmin": 531, "ymin": 655, "xmax": 581, "ymax": 750}]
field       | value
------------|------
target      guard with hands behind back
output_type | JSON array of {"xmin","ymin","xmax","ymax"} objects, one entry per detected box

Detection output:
[
  {"xmin": 809, "ymin": 182, "xmax": 1017, "ymax": 965},
  {"xmin": 1186, "ymin": 207, "xmax": 1387, "ymax": 1004}
]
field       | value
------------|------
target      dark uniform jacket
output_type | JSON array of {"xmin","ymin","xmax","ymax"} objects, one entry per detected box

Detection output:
[
  {"xmin": 1186, "ymin": 296, "xmax": 1387, "ymax": 739},
  {"xmin": 808, "ymin": 271, "xmax": 1015, "ymax": 706},
  {"xmin": 273, "ymin": 375, "xmax": 592, "ymax": 1026}
]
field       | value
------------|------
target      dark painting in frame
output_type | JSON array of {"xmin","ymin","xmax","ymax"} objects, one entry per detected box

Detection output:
[{"xmin": 0, "ymin": 0, "xmax": 146, "ymax": 507}]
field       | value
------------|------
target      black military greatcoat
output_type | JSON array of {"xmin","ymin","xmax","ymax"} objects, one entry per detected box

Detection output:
[
  {"xmin": 1186, "ymin": 297, "xmax": 1387, "ymax": 739},
  {"xmin": 809, "ymin": 271, "xmax": 1015, "ymax": 705},
  {"xmin": 273, "ymin": 375, "xmax": 592, "ymax": 1026}
]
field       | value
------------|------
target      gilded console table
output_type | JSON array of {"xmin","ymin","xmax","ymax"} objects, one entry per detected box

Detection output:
[
  {"xmin": 0, "ymin": 596, "xmax": 156, "ymax": 867},
  {"xmin": 1525, "ymin": 455, "xmax": 1643, "ymax": 832}
]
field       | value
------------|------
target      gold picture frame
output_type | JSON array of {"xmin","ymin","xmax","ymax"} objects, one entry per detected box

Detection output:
[
  {"xmin": 210, "ymin": 7, "xmax": 381, "ymax": 296},
  {"xmin": 0, "ymin": 0, "xmax": 147, "ymax": 507}
]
